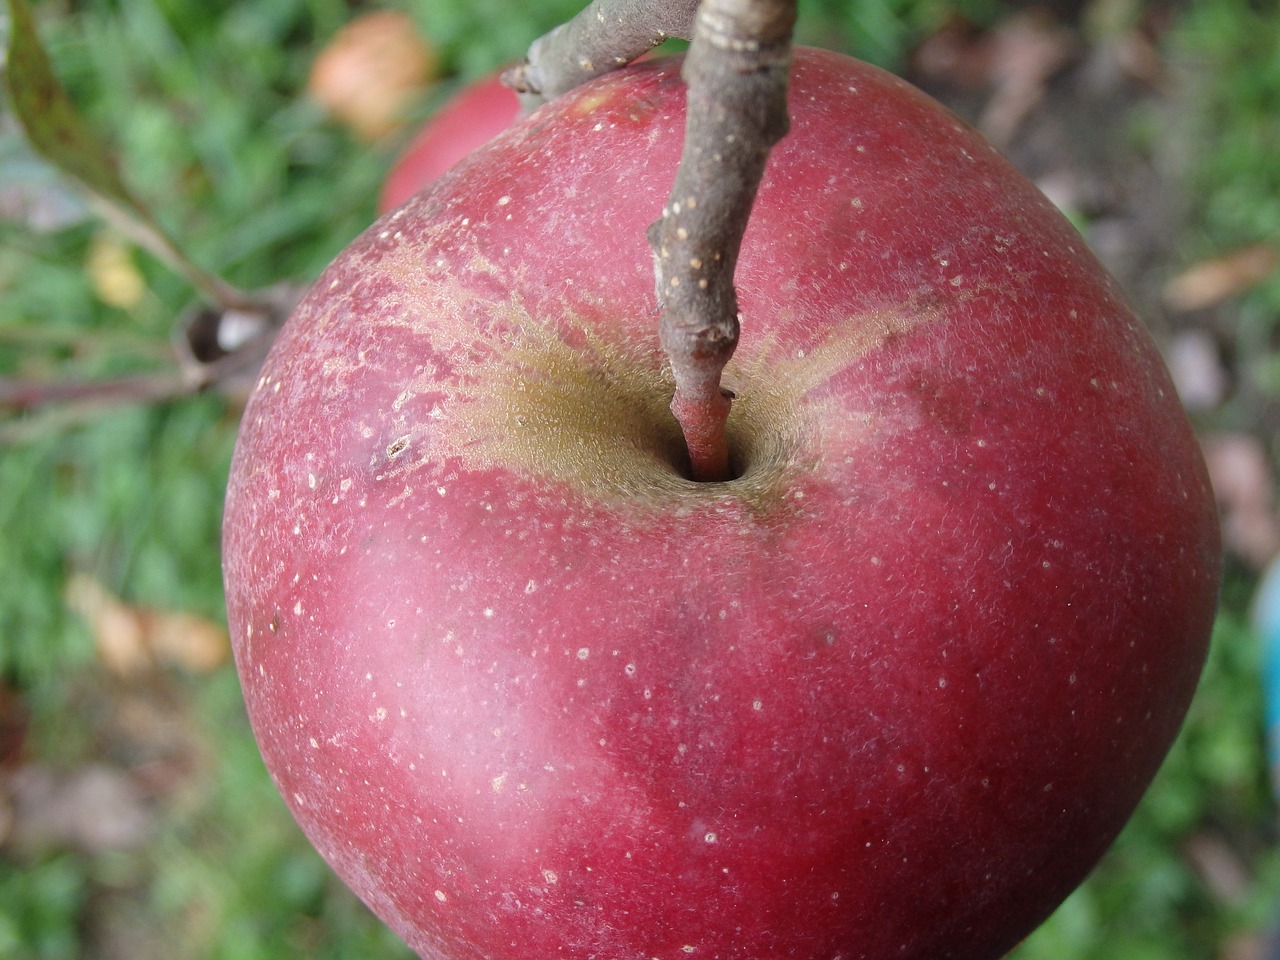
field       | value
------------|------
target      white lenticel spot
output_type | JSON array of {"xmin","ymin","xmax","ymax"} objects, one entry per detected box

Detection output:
[{"xmin": 435, "ymin": 890, "xmax": 447, "ymax": 903}]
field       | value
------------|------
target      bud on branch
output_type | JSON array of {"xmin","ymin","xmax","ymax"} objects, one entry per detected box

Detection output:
[{"xmin": 504, "ymin": 0, "xmax": 700, "ymax": 104}]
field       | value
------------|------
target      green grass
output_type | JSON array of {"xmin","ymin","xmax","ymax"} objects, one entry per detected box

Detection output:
[{"xmin": 3, "ymin": 0, "xmax": 1280, "ymax": 957}]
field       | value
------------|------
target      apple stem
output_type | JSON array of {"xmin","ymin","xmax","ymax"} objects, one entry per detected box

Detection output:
[
  {"xmin": 504, "ymin": 0, "xmax": 700, "ymax": 106},
  {"xmin": 507, "ymin": 0, "xmax": 797, "ymax": 482},
  {"xmin": 649, "ymin": 0, "xmax": 796, "ymax": 481}
]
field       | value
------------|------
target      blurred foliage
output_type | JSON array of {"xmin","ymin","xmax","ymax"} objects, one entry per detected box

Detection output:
[
  {"xmin": 1, "ymin": 0, "xmax": 1279, "ymax": 958},
  {"xmin": 1165, "ymin": 0, "xmax": 1280, "ymax": 431},
  {"xmin": 796, "ymin": 0, "xmax": 1001, "ymax": 69}
]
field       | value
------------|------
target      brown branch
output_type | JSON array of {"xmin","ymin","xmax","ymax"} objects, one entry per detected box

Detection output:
[
  {"xmin": 0, "ymin": 283, "xmax": 299, "ymax": 439},
  {"xmin": 504, "ymin": 0, "xmax": 700, "ymax": 103},
  {"xmin": 0, "ymin": 371, "xmax": 192, "ymax": 412},
  {"xmin": 88, "ymin": 196, "xmax": 259, "ymax": 313},
  {"xmin": 648, "ymin": 0, "xmax": 796, "ymax": 481}
]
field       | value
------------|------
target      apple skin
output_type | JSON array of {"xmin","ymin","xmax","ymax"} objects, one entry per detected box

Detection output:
[
  {"xmin": 223, "ymin": 48, "xmax": 1220, "ymax": 960},
  {"xmin": 379, "ymin": 71, "xmax": 520, "ymax": 213}
]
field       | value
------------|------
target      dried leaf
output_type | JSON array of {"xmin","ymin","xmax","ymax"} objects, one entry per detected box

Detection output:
[
  {"xmin": 1163, "ymin": 244, "xmax": 1280, "ymax": 313},
  {"xmin": 2, "ymin": 763, "xmax": 153, "ymax": 855},
  {"xmin": 138, "ymin": 608, "xmax": 231, "ymax": 675},
  {"xmin": 979, "ymin": 12, "xmax": 1080, "ymax": 144},
  {"xmin": 66, "ymin": 575, "xmax": 151, "ymax": 677},
  {"xmin": 3, "ymin": 0, "xmax": 252, "ymax": 308},
  {"xmin": 1166, "ymin": 329, "xmax": 1229, "ymax": 412},
  {"xmin": 911, "ymin": 12, "xmax": 1079, "ymax": 144},
  {"xmin": 3, "ymin": 0, "xmax": 140, "ymax": 211},
  {"xmin": 1202, "ymin": 432, "xmax": 1280, "ymax": 569},
  {"xmin": 308, "ymin": 10, "xmax": 438, "ymax": 141},
  {"xmin": 65, "ymin": 575, "xmax": 229, "ymax": 677}
]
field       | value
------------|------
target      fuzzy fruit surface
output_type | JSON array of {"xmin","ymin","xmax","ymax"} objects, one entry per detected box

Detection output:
[{"xmin": 223, "ymin": 48, "xmax": 1220, "ymax": 960}]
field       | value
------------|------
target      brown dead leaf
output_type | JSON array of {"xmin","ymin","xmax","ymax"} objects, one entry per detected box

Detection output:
[
  {"xmin": 911, "ymin": 12, "xmax": 1080, "ymax": 144},
  {"xmin": 979, "ymin": 12, "xmax": 1081, "ymax": 144},
  {"xmin": 307, "ymin": 10, "xmax": 438, "ymax": 141},
  {"xmin": 1166, "ymin": 329, "xmax": 1229, "ymax": 412},
  {"xmin": 65, "ymin": 575, "xmax": 229, "ymax": 677},
  {"xmin": 1, "ymin": 763, "xmax": 153, "ymax": 856},
  {"xmin": 140, "ymin": 608, "xmax": 230, "ymax": 675},
  {"xmin": 912, "ymin": 15, "xmax": 993, "ymax": 89},
  {"xmin": 1163, "ymin": 244, "xmax": 1280, "ymax": 313},
  {"xmin": 1202, "ymin": 432, "xmax": 1280, "ymax": 569}
]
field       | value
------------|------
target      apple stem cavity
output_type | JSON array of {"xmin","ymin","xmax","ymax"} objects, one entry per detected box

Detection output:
[{"xmin": 649, "ymin": 0, "xmax": 796, "ymax": 481}]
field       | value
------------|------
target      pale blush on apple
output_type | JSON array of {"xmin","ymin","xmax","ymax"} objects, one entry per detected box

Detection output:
[{"xmin": 223, "ymin": 48, "xmax": 1220, "ymax": 960}]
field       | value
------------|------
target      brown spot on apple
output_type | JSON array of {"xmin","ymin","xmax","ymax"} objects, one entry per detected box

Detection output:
[{"xmin": 385, "ymin": 435, "xmax": 411, "ymax": 459}]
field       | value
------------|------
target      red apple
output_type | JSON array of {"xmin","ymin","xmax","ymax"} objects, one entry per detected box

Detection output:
[
  {"xmin": 223, "ymin": 48, "xmax": 1220, "ymax": 960},
  {"xmin": 379, "ymin": 71, "xmax": 520, "ymax": 213}
]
